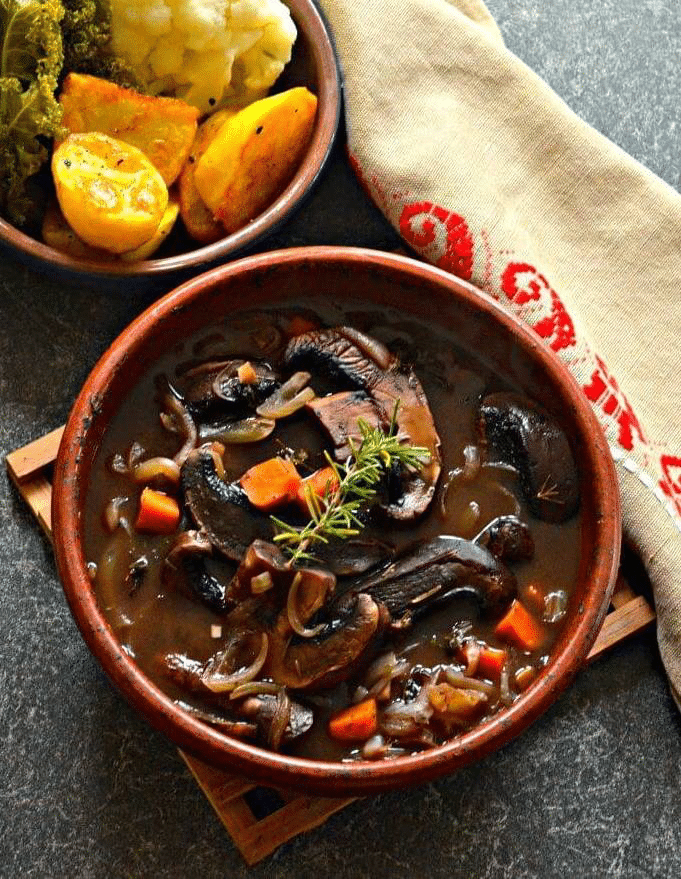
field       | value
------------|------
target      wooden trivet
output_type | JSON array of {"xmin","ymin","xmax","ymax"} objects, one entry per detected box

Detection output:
[{"xmin": 6, "ymin": 427, "xmax": 656, "ymax": 865}]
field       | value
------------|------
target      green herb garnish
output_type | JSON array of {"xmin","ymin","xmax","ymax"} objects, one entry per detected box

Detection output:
[{"xmin": 271, "ymin": 407, "xmax": 430, "ymax": 564}]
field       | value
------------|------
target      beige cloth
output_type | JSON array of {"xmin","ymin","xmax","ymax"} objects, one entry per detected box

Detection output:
[{"xmin": 318, "ymin": 0, "xmax": 681, "ymax": 704}]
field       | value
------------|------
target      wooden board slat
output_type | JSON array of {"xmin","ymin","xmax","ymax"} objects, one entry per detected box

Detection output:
[
  {"xmin": 587, "ymin": 595, "xmax": 656, "ymax": 662},
  {"xmin": 5, "ymin": 426, "xmax": 657, "ymax": 866},
  {"xmin": 6, "ymin": 425, "xmax": 63, "ymax": 483}
]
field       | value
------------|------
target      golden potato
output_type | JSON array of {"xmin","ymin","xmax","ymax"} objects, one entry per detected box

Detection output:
[
  {"xmin": 194, "ymin": 87, "xmax": 318, "ymax": 234},
  {"xmin": 59, "ymin": 73, "xmax": 200, "ymax": 186},
  {"xmin": 42, "ymin": 199, "xmax": 115, "ymax": 262},
  {"xmin": 178, "ymin": 108, "xmax": 237, "ymax": 243},
  {"xmin": 120, "ymin": 195, "xmax": 180, "ymax": 262},
  {"xmin": 52, "ymin": 132, "xmax": 169, "ymax": 254}
]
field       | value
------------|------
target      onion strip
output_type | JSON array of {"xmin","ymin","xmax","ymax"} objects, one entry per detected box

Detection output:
[
  {"xmin": 133, "ymin": 457, "xmax": 181, "ymax": 487},
  {"xmin": 202, "ymin": 632, "xmax": 269, "ymax": 693},
  {"xmin": 286, "ymin": 572, "xmax": 326, "ymax": 638},
  {"xmin": 443, "ymin": 668, "xmax": 495, "ymax": 696},
  {"xmin": 229, "ymin": 681, "xmax": 281, "ymax": 701},
  {"xmin": 256, "ymin": 372, "xmax": 313, "ymax": 418},
  {"xmin": 163, "ymin": 394, "xmax": 198, "ymax": 466}
]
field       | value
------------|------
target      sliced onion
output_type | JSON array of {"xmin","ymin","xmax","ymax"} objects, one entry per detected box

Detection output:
[
  {"xmin": 443, "ymin": 667, "xmax": 495, "ymax": 696},
  {"xmin": 268, "ymin": 689, "xmax": 291, "ymax": 751},
  {"xmin": 286, "ymin": 572, "xmax": 326, "ymax": 638},
  {"xmin": 364, "ymin": 652, "xmax": 410, "ymax": 689},
  {"xmin": 543, "ymin": 590, "xmax": 568, "ymax": 624},
  {"xmin": 461, "ymin": 444, "xmax": 481, "ymax": 481},
  {"xmin": 381, "ymin": 699, "xmax": 433, "ymax": 737},
  {"xmin": 96, "ymin": 526, "xmax": 133, "ymax": 629},
  {"xmin": 352, "ymin": 685, "xmax": 370, "ymax": 704},
  {"xmin": 461, "ymin": 641, "xmax": 481, "ymax": 676},
  {"xmin": 499, "ymin": 660, "xmax": 514, "ymax": 706},
  {"xmin": 256, "ymin": 372, "xmax": 313, "ymax": 418},
  {"xmin": 229, "ymin": 681, "xmax": 281, "ymax": 701},
  {"xmin": 163, "ymin": 393, "xmax": 198, "ymax": 466},
  {"xmin": 133, "ymin": 457, "xmax": 181, "ymax": 487},
  {"xmin": 103, "ymin": 496, "xmax": 129, "ymax": 533},
  {"xmin": 362, "ymin": 734, "xmax": 388, "ymax": 760},
  {"xmin": 201, "ymin": 632, "xmax": 269, "ymax": 693},
  {"xmin": 199, "ymin": 416, "xmax": 276, "ymax": 445}
]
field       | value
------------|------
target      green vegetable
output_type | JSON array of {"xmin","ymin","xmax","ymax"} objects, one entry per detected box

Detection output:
[
  {"xmin": 0, "ymin": 0, "xmax": 138, "ymax": 225},
  {"xmin": 0, "ymin": 0, "xmax": 64, "ymax": 225},
  {"xmin": 271, "ymin": 408, "xmax": 430, "ymax": 563},
  {"xmin": 61, "ymin": 0, "xmax": 137, "ymax": 87}
]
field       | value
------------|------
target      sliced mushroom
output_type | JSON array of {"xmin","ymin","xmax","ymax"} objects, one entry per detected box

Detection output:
[
  {"xmin": 163, "ymin": 529, "xmax": 234, "ymax": 613},
  {"xmin": 285, "ymin": 327, "xmax": 442, "ymax": 520},
  {"xmin": 175, "ymin": 359, "xmax": 279, "ymax": 417},
  {"xmin": 174, "ymin": 701, "xmax": 258, "ymax": 739},
  {"xmin": 181, "ymin": 447, "xmax": 273, "ymax": 560},
  {"xmin": 229, "ymin": 539, "xmax": 293, "ymax": 601},
  {"xmin": 477, "ymin": 392, "xmax": 580, "ymax": 523},
  {"xmin": 305, "ymin": 391, "xmax": 388, "ymax": 461},
  {"xmin": 342, "ymin": 535, "xmax": 517, "ymax": 620},
  {"xmin": 266, "ymin": 593, "xmax": 388, "ymax": 691},
  {"xmin": 314, "ymin": 537, "xmax": 395, "ymax": 577},
  {"xmin": 474, "ymin": 515, "xmax": 535, "ymax": 562},
  {"xmin": 236, "ymin": 693, "xmax": 314, "ymax": 746}
]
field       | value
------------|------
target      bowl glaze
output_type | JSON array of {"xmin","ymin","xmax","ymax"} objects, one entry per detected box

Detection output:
[
  {"xmin": 52, "ymin": 247, "xmax": 621, "ymax": 795},
  {"xmin": 0, "ymin": 1, "xmax": 341, "ymax": 286}
]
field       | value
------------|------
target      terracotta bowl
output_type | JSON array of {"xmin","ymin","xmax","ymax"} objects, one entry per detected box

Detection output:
[
  {"xmin": 52, "ymin": 247, "xmax": 621, "ymax": 796},
  {"xmin": 0, "ymin": 1, "xmax": 341, "ymax": 287}
]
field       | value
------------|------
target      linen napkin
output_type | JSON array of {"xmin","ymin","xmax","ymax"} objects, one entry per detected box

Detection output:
[{"xmin": 317, "ymin": 0, "xmax": 681, "ymax": 706}]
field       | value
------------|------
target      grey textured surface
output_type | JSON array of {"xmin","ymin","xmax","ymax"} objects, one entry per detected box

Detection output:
[{"xmin": 2, "ymin": 2, "xmax": 681, "ymax": 877}]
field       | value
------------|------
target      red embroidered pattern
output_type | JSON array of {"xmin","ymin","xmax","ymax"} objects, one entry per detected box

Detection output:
[
  {"xmin": 500, "ymin": 262, "xmax": 576, "ymax": 353},
  {"xmin": 660, "ymin": 455, "xmax": 681, "ymax": 516},
  {"xmin": 398, "ymin": 202, "xmax": 474, "ymax": 280},
  {"xmin": 582, "ymin": 354, "xmax": 647, "ymax": 453}
]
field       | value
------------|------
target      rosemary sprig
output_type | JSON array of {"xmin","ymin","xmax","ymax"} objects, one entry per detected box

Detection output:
[{"xmin": 271, "ymin": 408, "xmax": 430, "ymax": 563}]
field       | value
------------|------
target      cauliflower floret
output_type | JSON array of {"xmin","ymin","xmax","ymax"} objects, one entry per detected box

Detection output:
[{"xmin": 109, "ymin": 0, "xmax": 297, "ymax": 114}]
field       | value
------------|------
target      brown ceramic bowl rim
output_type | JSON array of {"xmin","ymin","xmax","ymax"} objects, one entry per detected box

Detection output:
[
  {"xmin": 52, "ymin": 246, "xmax": 621, "ymax": 795},
  {"xmin": 0, "ymin": 0, "xmax": 341, "ymax": 279}
]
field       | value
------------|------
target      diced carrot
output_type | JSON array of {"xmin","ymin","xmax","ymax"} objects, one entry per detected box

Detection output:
[
  {"xmin": 295, "ymin": 466, "xmax": 340, "ymax": 514},
  {"xmin": 135, "ymin": 487, "xmax": 181, "ymax": 534},
  {"xmin": 477, "ymin": 645, "xmax": 508, "ymax": 681},
  {"xmin": 239, "ymin": 457, "xmax": 301, "ymax": 511},
  {"xmin": 328, "ymin": 698, "xmax": 378, "ymax": 742},
  {"xmin": 523, "ymin": 581, "xmax": 546, "ymax": 615},
  {"xmin": 237, "ymin": 361, "xmax": 257, "ymax": 384},
  {"xmin": 495, "ymin": 599, "xmax": 547, "ymax": 652},
  {"xmin": 287, "ymin": 315, "xmax": 318, "ymax": 337}
]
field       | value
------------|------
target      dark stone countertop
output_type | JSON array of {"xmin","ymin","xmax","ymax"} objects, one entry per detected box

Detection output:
[{"xmin": 2, "ymin": 2, "xmax": 680, "ymax": 877}]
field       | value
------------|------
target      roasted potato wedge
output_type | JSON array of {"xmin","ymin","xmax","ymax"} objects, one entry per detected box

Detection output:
[
  {"xmin": 59, "ymin": 73, "xmax": 200, "ymax": 186},
  {"xmin": 178, "ymin": 108, "xmax": 237, "ymax": 244},
  {"xmin": 43, "ymin": 196, "xmax": 179, "ymax": 263},
  {"xmin": 120, "ymin": 195, "xmax": 180, "ymax": 262},
  {"xmin": 42, "ymin": 199, "xmax": 115, "ymax": 262},
  {"xmin": 52, "ymin": 132, "xmax": 168, "ymax": 254},
  {"xmin": 194, "ymin": 87, "xmax": 318, "ymax": 233}
]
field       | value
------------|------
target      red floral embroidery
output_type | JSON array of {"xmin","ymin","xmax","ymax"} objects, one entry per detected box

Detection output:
[
  {"xmin": 399, "ymin": 202, "xmax": 474, "ymax": 280},
  {"xmin": 659, "ymin": 455, "xmax": 681, "ymax": 516},
  {"xmin": 582, "ymin": 354, "xmax": 647, "ymax": 452},
  {"xmin": 500, "ymin": 263, "xmax": 576, "ymax": 353}
]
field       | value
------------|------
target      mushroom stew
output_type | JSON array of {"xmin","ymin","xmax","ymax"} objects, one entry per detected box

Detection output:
[{"xmin": 84, "ymin": 303, "xmax": 582, "ymax": 762}]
